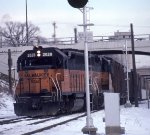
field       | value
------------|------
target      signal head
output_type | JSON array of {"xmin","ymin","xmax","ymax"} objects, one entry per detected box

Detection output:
[{"xmin": 67, "ymin": 0, "xmax": 88, "ymax": 8}]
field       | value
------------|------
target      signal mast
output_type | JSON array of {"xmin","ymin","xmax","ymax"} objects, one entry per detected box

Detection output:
[{"xmin": 67, "ymin": 0, "xmax": 97, "ymax": 134}]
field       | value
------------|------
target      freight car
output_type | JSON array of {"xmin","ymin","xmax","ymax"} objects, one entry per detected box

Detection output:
[{"xmin": 14, "ymin": 46, "xmax": 125, "ymax": 116}]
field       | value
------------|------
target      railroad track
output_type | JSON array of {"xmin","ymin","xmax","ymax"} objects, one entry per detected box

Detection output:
[
  {"xmin": 22, "ymin": 110, "xmax": 100, "ymax": 135},
  {"xmin": 0, "ymin": 116, "xmax": 28, "ymax": 125},
  {"xmin": 0, "ymin": 113, "xmax": 86, "ymax": 135},
  {"xmin": 22, "ymin": 113, "xmax": 86, "ymax": 135},
  {"xmin": 0, "ymin": 110, "xmax": 100, "ymax": 135}
]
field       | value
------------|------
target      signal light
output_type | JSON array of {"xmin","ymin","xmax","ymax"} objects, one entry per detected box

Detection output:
[{"xmin": 67, "ymin": 0, "xmax": 88, "ymax": 8}]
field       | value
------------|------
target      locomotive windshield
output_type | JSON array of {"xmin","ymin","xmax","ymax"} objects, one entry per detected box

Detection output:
[
  {"xmin": 18, "ymin": 56, "xmax": 53, "ymax": 70},
  {"xmin": 28, "ymin": 57, "xmax": 52, "ymax": 66}
]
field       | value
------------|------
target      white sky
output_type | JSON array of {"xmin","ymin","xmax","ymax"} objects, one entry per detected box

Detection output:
[{"xmin": 0, "ymin": 0, "xmax": 150, "ymax": 38}]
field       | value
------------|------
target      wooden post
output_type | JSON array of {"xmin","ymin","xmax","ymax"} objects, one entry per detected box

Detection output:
[
  {"xmin": 130, "ymin": 23, "xmax": 138, "ymax": 107},
  {"xmin": 8, "ymin": 49, "xmax": 13, "ymax": 95},
  {"xmin": 74, "ymin": 27, "xmax": 78, "ymax": 43},
  {"xmin": 52, "ymin": 22, "xmax": 57, "ymax": 43},
  {"xmin": 26, "ymin": 0, "xmax": 29, "ymax": 46},
  {"xmin": 0, "ymin": 32, "xmax": 2, "ymax": 48}
]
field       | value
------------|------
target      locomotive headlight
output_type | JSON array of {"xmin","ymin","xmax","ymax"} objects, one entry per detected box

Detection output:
[{"xmin": 37, "ymin": 50, "xmax": 41, "ymax": 57}]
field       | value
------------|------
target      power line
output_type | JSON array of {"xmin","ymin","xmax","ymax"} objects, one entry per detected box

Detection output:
[
  {"xmin": 34, "ymin": 21, "xmax": 150, "ymax": 28},
  {"xmin": 35, "ymin": 21, "xmax": 77, "ymax": 26}
]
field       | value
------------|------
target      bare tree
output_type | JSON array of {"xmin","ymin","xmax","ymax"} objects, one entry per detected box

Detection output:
[{"xmin": 0, "ymin": 21, "xmax": 40, "ymax": 47}]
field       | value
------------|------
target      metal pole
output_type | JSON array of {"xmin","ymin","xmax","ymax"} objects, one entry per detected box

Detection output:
[
  {"xmin": 83, "ymin": 6, "xmax": 92, "ymax": 128},
  {"xmin": 124, "ymin": 40, "xmax": 132, "ymax": 107},
  {"xmin": 125, "ymin": 41, "xmax": 129, "ymax": 101},
  {"xmin": 82, "ymin": 6, "xmax": 97, "ymax": 134},
  {"xmin": 147, "ymin": 80, "xmax": 150, "ymax": 109}
]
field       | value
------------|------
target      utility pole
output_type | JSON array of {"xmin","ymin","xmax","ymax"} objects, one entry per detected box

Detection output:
[
  {"xmin": 130, "ymin": 23, "xmax": 138, "ymax": 107},
  {"xmin": 26, "ymin": 0, "xmax": 29, "ymax": 46},
  {"xmin": 8, "ymin": 49, "xmax": 13, "ymax": 95},
  {"xmin": 74, "ymin": 27, "xmax": 78, "ymax": 43},
  {"xmin": 52, "ymin": 22, "xmax": 57, "ymax": 43}
]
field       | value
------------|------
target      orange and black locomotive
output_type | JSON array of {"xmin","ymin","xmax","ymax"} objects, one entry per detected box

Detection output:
[{"xmin": 14, "ymin": 46, "xmax": 125, "ymax": 116}]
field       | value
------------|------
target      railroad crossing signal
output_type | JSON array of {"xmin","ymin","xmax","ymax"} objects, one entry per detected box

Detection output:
[{"xmin": 67, "ymin": 0, "xmax": 88, "ymax": 8}]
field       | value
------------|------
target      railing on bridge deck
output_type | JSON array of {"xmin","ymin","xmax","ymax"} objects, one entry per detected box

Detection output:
[
  {"xmin": 41, "ymin": 34, "xmax": 150, "ymax": 45},
  {"xmin": 0, "ymin": 34, "xmax": 150, "ymax": 47}
]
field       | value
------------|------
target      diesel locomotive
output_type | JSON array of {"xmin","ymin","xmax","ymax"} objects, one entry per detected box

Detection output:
[{"xmin": 14, "ymin": 46, "xmax": 125, "ymax": 116}]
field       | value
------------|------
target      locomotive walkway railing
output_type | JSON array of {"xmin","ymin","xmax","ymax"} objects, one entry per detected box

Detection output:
[{"xmin": 49, "ymin": 76, "xmax": 59, "ymax": 101}]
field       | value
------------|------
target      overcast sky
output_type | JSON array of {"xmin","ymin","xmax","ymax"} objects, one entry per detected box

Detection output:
[{"xmin": 0, "ymin": 0, "xmax": 150, "ymax": 38}]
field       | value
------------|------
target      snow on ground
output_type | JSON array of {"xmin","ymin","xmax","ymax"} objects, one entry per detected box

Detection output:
[
  {"xmin": 0, "ymin": 92, "xmax": 15, "ymax": 117},
  {"xmin": 35, "ymin": 101, "xmax": 150, "ymax": 135},
  {"xmin": 0, "ymin": 92, "xmax": 150, "ymax": 135}
]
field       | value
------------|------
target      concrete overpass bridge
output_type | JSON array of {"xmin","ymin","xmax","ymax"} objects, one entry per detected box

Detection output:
[
  {"xmin": 51, "ymin": 37, "xmax": 150, "ymax": 69},
  {"xmin": 59, "ymin": 39, "xmax": 150, "ymax": 54},
  {"xmin": 39, "ymin": 33, "xmax": 150, "ymax": 53}
]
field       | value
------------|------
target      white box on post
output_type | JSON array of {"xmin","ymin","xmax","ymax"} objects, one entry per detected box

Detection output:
[{"xmin": 104, "ymin": 93, "xmax": 125, "ymax": 135}]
